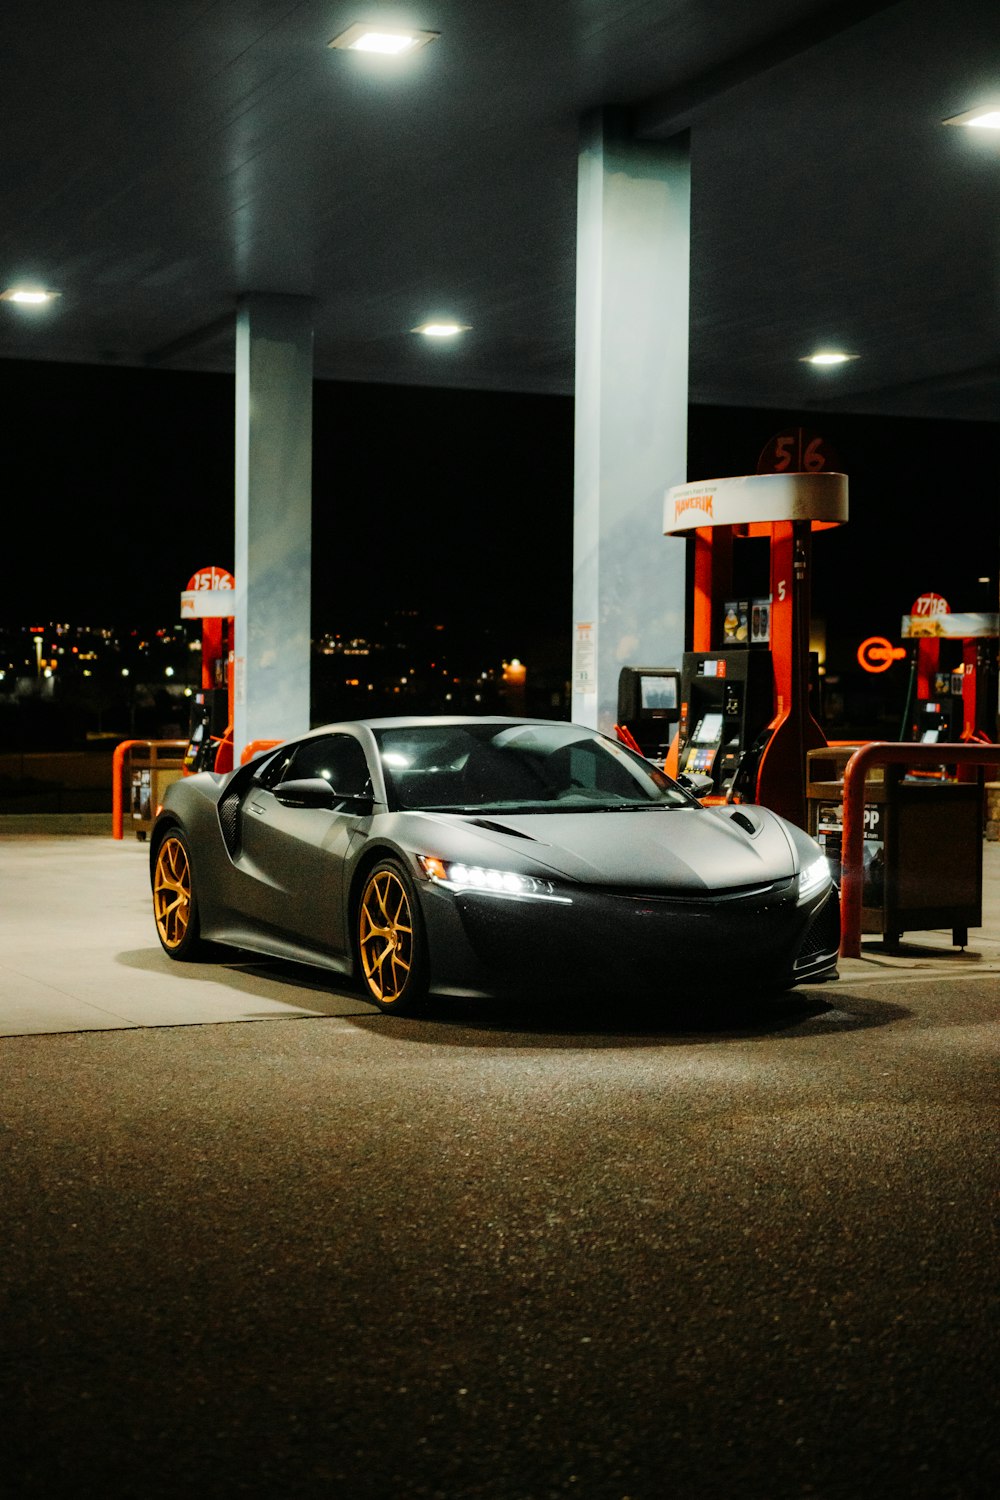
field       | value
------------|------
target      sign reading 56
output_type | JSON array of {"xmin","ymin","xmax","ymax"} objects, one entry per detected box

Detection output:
[{"xmin": 757, "ymin": 428, "xmax": 839, "ymax": 475}]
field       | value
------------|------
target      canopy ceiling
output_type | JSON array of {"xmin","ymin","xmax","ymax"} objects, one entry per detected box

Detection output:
[{"xmin": 1, "ymin": 0, "xmax": 998, "ymax": 419}]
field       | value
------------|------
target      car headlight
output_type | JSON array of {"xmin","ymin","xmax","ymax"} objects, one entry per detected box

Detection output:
[
  {"xmin": 417, "ymin": 856, "xmax": 570, "ymax": 903},
  {"xmin": 797, "ymin": 853, "xmax": 832, "ymax": 903}
]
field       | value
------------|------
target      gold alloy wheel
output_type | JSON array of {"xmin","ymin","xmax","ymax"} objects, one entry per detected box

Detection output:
[
  {"xmin": 153, "ymin": 833, "xmax": 193, "ymax": 951},
  {"xmin": 358, "ymin": 868, "xmax": 414, "ymax": 1005}
]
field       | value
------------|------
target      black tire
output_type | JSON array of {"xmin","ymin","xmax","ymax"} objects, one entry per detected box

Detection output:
[
  {"xmin": 356, "ymin": 860, "xmax": 428, "ymax": 1014},
  {"xmin": 152, "ymin": 828, "xmax": 208, "ymax": 961}
]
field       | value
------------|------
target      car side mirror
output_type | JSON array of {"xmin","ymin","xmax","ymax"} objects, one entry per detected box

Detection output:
[
  {"xmin": 273, "ymin": 777, "xmax": 338, "ymax": 808},
  {"xmin": 273, "ymin": 778, "xmax": 373, "ymax": 813}
]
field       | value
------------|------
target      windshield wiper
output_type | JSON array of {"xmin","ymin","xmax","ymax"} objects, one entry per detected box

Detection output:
[
  {"xmin": 608, "ymin": 801, "xmax": 685, "ymax": 811},
  {"xmin": 411, "ymin": 800, "xmax": 683, "ymax": 815},
  {"xmin": 517, "ymin": 801, "xmax": 679, "ymax": 813},
  {"xmin": 415, "ymin": 804, "xmax": 547, "ymax": 815}
]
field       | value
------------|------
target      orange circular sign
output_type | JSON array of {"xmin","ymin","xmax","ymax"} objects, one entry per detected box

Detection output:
[
  {"xmin": 910, "ymin": 592, "xmax": 949, "ymax": 619},
  {"xmin": 185, "ymin": 565, "xmax": 234, "ymax": 593},
  {"xmin": 858, "ymin": 637, "xmax": 906, "ymax": 673}
]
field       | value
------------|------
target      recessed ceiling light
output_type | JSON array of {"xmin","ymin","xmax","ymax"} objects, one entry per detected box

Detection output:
[
  {"xmin": 800, "ymin": 351, "xmax": 858, "ymax": 366},
  {"xmin": 328, "ymin": 24, "xmax": 439, "ymax": 55},
  {"xmin": 1, "ymin": 286, "xmax": 60, "ymax": 305},
  {"xmin": 943, "ymin": 106, "xmax": 1000, "ymax": 129},
  {"xmin": 413, "ymin": 322, "xmax": 470, "ymax": 338}
]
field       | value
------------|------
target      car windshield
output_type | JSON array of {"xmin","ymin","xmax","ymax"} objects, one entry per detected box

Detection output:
[{"xmin": 374, "ymin": 722, "xmax": 693, "ymax": 813}]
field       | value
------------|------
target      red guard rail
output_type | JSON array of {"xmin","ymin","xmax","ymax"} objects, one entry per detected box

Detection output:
[
  {"xmin": 241, "ymin": 738, "xmax": 282, "ymax": 764},
  {"xmin": 111, "ymin": 739, "xmax": 187, "ymax": 840},
  {"xmin": 840, "ymin": 741, "xmax": 1000, "ymax": 957}
]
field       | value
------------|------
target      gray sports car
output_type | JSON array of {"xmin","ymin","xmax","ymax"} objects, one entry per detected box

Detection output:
[{"xmin": 150, "ymin": 716, "xmax": 839, "ymax": 1012}]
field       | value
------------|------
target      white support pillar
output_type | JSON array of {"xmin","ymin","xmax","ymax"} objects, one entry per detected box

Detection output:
[
  {"xmin": 572, "ymin": 109, "xmax": 691, "ymax": 732},
  {"xmin": 234, "ymin": 294, "xmax": 314, "ymax": 758}
]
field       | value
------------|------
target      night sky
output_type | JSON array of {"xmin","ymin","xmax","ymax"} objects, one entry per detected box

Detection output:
[{"xmin": 2, "ymin": 356, "xmax": 997, "ymax": 678}]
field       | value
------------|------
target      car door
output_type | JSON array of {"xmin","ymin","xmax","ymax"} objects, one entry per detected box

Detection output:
[{"xmin": 236, "ymin": 733, "xmax": 374, "ymax": 955}]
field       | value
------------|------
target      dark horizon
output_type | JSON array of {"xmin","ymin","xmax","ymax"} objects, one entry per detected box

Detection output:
[{"xmin": 2, "ymin": 357, "xmax": 997, "ymax": 678}]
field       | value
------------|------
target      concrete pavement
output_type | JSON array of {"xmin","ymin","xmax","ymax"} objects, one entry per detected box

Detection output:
[
  {"xmin": 1, "ymin": 822, "xmax": 998, "ymax": 1499},
  {"xmin": 0, "ymin": 825, "xmax": 376, "ymax": 1035},
  {"xmin": 1, "ymin": 821, "xmax": 999, "ymax": 1037}
]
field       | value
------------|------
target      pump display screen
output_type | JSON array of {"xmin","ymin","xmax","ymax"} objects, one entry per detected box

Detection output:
[
  {"xmin": 640, "ymin": 675, "xmax": 678, "ymax": 711},
  {"xmin": 691, "ymin": 712, "xmax": 724, "ymax": 745}
]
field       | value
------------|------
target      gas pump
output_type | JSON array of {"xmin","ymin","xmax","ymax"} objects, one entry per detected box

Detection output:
[
  {"xmin": 662, "ymin": 471, "xmax": 848, "ymax": 827},
  {"xmin": 676, "ymin": 650, "xmax": 774, "ymax": 796},
  {"xmin": 900, "ymin": 595, "xmax": 998, "ymax": 745},
  {"xmin": 615, "ymin": 666, "xmax": 681, "ymax": 760},
  {"xmin": 180, "ymin": 566, "xmax": 236, "ymax": 774}
]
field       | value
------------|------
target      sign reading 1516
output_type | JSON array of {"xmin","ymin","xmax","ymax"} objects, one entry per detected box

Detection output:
[{"xmin": 186, "ymin": 566, "xmax": 234, "ymax": 592}]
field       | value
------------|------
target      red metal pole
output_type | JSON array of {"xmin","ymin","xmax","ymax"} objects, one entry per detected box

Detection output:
[
  {"xmin": 690, "ymin": 526, "xmax": 735, "ymax": 653},
  {"xmin": 839, "ymin": 741, "xmax": 1000, "ymax": 957},
  {"xmin": 240, "ymin": 738, "xmax": 282, "ymax": 765},
  {"xmin": 111, "ymin": 739, "xmax": 144, "ymax": 840}
]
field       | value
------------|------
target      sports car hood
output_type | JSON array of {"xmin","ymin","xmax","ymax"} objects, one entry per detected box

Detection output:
[{"xmin": 402, "ymin": 805, "xmax": 796, "ymax": 892}]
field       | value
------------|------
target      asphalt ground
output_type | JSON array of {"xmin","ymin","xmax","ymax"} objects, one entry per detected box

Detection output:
[{"xmin": 1, "ymin": 832, "xmax": 998, "ymax": 1499}]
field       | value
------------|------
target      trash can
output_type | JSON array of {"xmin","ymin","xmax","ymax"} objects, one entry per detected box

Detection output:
[
  {"xmin": 127, "ymin": 745, "xmax": 185, "ymax": 841},
  {"xmin": 807, "ymin": 748, "xmax": 983, "ymax": 946}
]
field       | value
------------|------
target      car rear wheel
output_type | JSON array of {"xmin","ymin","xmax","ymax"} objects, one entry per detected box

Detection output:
[
  {"xmin": 357, "ymin": 861, "xmax": 427, "ymax": 1013},
  {"xmin": 152, "ymin": 828, "xmax": 207, "ymax": 961}
]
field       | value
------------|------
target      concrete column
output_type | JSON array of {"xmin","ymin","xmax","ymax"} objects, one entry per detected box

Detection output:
[
  {"xmin": 572, "ymin": 109, "xmax": 690, "ymax": 731},
  {"xmin": 234, "ymin": 294, "xmax": 314, "ymax": 758}
]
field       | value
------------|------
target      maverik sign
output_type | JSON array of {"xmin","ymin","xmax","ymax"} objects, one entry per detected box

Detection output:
[{"xmin": 664, "ymin": 471, "xmax": 848, "ymax": 536}]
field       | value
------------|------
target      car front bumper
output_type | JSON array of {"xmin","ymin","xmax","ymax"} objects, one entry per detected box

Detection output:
[{"xmin": 416, "ymin": 876, "xmax": 839, "ymax": 1000}]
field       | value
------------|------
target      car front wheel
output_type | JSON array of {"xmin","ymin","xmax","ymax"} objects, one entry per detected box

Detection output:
[
  {"xmin": 152, "ymin": 828, "xmax": 207, "ymax": 961},
  {"xmin": 357, "ymin": 861, "xmax": 428, "ymax": 1013}
]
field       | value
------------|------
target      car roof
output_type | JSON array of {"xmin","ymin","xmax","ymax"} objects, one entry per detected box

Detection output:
[{"xmin": 296, "ymin": 715, "xmax": 575, "ymax": 738}]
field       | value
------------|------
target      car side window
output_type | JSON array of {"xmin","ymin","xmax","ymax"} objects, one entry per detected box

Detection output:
[
  {"xmin": 255, "ymin": 746, "xmax": 297, "ymax": 789},
  {"xmin": 282, "ymin": 734, "xmax": 373, "ymax": 797}
]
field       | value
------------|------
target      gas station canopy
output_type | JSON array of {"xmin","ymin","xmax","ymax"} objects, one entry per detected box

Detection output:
[{"xmin": 1, "ymin": 0, "xmax": 998, "ymax": 421}]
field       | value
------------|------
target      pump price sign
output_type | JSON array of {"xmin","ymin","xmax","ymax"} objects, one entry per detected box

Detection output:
[
  {"xmin": 910, "ymin": 592, "xmax": 949, "ymax": 618},
  {"xmin": 187, "ymin": 566, "xmax": 234, "ymax": 594},
  {"xmin": 756, "ymin": 428, "xmax": 839, "ymax": 475},
  {"xmin": 181, "ymin": 565, "xmax": 235, "ymax": 619}
]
